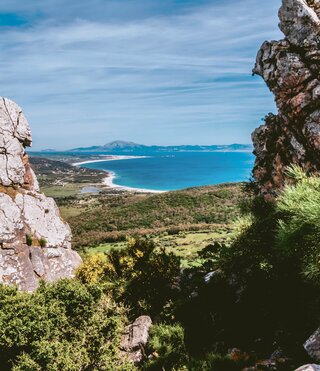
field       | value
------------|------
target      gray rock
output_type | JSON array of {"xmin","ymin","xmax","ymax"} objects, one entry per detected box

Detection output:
[
  {"xmin": 0, "ymin": 97, "xmax": 82, "ymax": 291},
  {"xmin": 120, "ymin": 315, "xmax": 152, "ymax": 363},
  {"xmin": 295, "ymin": 365, "xmax": 320, "ymax": 371},
  {"xmin": 252, "ymin": 0, "xmax": 320, "ymax": 197},
  {"xmin": 279, "ymin": 0, "xmax": 320, "ymax": 50},
  {"xmin": 304, "ymin": 328, "xmax": 320, "ymax": 362}
]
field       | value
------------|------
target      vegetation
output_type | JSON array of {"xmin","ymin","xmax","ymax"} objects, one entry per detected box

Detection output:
[
  {"xmin": 77, "ymin": 238, "xmax": 181, "ymax": 319},
  {"xmin": 0, "ymin": 280, "xmax": 133, "ymax": 371},
  {"xmin": 29, "ymin": 156, "xmax": 106, "ymax": 188},
  {"xmin": 25, "ymin": 234, "xmax": 33, "ymax": 247},
  {"xmin": 39, "ymin": 237, "xmax": 47, "ymax": 248},
  {"xmin": 66, "ymin": 183, "xmax": 243, "ymax": 249},
  {"xmin": 3, "ymin": 162, "xmax": 320, "ymax": 369},
  {"xmin": 87, "ymin": 228, "xmax": 232, "ymax": 268}
]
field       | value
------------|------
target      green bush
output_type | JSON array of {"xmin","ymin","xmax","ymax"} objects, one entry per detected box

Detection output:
[
  {"xmin": 91, "ymin": 238, "xmax": 180, "ymax": 319},
  {"xmin": 144, "ymin": 323, "xmax": 187, "ymax": 370},
  {"xmin": 173, "ymin": 167, "xmax": 320, "ymax": 364},
  {"xmin": 276, "ymin": 165, "xmax": 320, "ymax": 282},
  {"xmin": 38, "ymin": 237, "xmax": 47, "ymax": 248},
  {"xmin": 25, "ymin": 234, "xmax": 33, "ymax": 246},
  {"xmin": 0, "ymin": 280, "xmax": 134, "ymax": 371}
]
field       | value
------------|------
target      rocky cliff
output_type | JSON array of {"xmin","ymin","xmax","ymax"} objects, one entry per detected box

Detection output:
[
  {"xmin": 0, "ymin": 97, "xmax": 82, "ymax": 291},
  {"xmin": 252, "ymin": 0, "xmax": 320, "ymax": 198}
]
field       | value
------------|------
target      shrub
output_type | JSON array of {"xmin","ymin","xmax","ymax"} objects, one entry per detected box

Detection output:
[
  {"xmin": 39, "ymin": 237, "xmax": 47, "ymax": 248},
  {"xmin": 0, "ymin": 280, "xmax": 134, "ymax": 371},
  {"xmin": 106, "ymin": 238, "xmax": 181, "ymax": 318},
  {"xmin": 76, "ymin": 253, "xmax": 115, "ymax": 284},
  {"xmin": 276, "ymin": 165, "xmax": 320, "ymax": 282},
  {"xmin": 144, "ymin": 323, "xmax": 187, "ymax": 370},
  {"xmin": 173, "ymin": 167, "xmax": 320, "ymax": 363},
  {"xmin": 26, "ymin": 234, "xmax": 33, "ymax": 247}
]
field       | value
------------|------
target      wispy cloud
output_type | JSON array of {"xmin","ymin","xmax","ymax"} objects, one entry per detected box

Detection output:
[{"xmin": 0, "ymin": 0, "xmax": 282, "ymax": 149}]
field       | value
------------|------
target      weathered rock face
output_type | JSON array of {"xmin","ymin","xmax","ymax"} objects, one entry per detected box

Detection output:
[
  {"xmin": 295, "ymin": 365, "xmax": 320, "ymax": 371},
  {"xmin": 0, "ymin": 97, "xmax": 82, "ymax": 291},
  {"xmin": 252, "ymin": 0, "xmax": 320, "ymax": 197},
  {"xmin": 120, "ymin": 316, "xmax": 152, "ymax": 364},
  {"xmin": 304, "ymin": 328, "xmax": 320, "ymax": 362}
]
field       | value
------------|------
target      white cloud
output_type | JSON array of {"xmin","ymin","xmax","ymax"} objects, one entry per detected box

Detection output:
[{"xmin": 0, "ymin": 0, "xmax": 282, "ymax": 149}]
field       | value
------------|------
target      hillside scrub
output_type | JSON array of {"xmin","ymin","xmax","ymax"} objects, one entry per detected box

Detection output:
[
  {"xmin": 176, "ymin": 167, "xmax": 320, "ymax": 366},
  {"xmin": 77, "ymin": 238, "xmax": 181, "ymax": 319},
  {"xmin": 73, "ymin": 170, "xmax": 320, "ymax": 369},
  {"xmin": 0, "ymin": 280, "xmax": 134, "ymax": 371},
  {"xmin": 67, "ymin": 184, "xmax": 243, "ymax": 248},
  {"xmin": 1, "ymin": 169, "xmax": 320, "ymax": 369}
]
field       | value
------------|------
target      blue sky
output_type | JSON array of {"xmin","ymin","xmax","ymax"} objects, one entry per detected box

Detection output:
[{"xmin": 0, "ymin": 0, "xmax": 282, "ymax": 150}]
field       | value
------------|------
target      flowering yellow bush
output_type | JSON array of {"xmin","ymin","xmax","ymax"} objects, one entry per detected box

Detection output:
[{"xmin": 76, "ymin": 253, "xmax": 115, "ymax": 284}]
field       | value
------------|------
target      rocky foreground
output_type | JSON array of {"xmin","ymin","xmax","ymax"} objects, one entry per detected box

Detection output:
[
  {"xmin": 252, "ymin": 0, "xmax": 320, "ymax": 198},
  {"xmin": 0, "ymin": 98, "xmax": 81, "ymax": 291}
]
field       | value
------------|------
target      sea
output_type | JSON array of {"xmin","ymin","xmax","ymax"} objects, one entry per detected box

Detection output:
[{"xmin": 81, "ymin": 152, "xmax": 255, "ymax": 192}]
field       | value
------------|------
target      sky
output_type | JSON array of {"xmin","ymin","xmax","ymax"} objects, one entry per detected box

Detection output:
[{"xmin": 0, "ymin": 0, "xmax": 282, "ymax": 150}]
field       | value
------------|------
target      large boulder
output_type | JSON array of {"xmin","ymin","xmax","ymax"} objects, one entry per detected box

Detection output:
[
  {"xmin": 295, "ymin": 365, "xmax": 320, "ymax": 371},
  {"xmin": 120, "ymin": 315, "xmax": 152, "ymax": 363},
  {"xmin": 304, "ymin": 328, "xmax": 320, "ymax": 362},
  {"xmin": 252, "ymin": 0, "xmax": 320, "ymax": 197},
  {"xmin": 0, "ymin": 97, "xmax": 82, "ymax": 291}
]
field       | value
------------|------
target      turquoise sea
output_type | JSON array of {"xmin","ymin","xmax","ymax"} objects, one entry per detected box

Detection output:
[{"xmin": 81, "ymin": 152, "xmax": 255, "ymax": 192}]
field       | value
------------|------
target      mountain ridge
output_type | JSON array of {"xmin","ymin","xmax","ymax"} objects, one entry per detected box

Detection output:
[{"xmin": 67, "ymin": 141, "xmax": 253, "ymax": 153}]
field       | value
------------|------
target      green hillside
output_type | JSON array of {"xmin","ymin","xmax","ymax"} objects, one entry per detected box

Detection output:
[{"xmin": 65, "ymin": 183, "xmax": 244, "ymax": 249}]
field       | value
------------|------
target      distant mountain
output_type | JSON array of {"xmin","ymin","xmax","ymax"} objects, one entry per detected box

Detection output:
[
  {"xmin": 69, "ymin": 141, "xmax": 253, "ymax": 153},
  {"xmin": 39, "ymin": 148, "xmax": 58, "ymax": 153},
  {"xmin": 70, "ymin": 141, "xmax": 145, "ymax": 152}
]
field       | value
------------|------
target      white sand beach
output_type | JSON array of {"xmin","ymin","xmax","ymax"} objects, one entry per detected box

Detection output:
[
  {"xmin": 102, "ymin": 171, "xmax": 165, "ymax": 193},
  {"xmin": 72, "ymin": 155, "xmax": 149, "ymax": 166}
]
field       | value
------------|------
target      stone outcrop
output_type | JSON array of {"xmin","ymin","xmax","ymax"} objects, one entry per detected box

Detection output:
[
  {"xmin": 0, "ymin": 97, "xmax": 82, "ymax": 291},
  {"xmin": 295, "ymin": 365, "xmax": 320, "ymax": 371},
  {"xmin": 252, "ymin": 0, "xmax": 320, "ymax": 197},
  {"xmin": 120, "ymin": 315, "xmax": 152, "ymax": 363},
  {"xmin": 304, "ymin": 328, "xmax": 320, "ymax": 362}
]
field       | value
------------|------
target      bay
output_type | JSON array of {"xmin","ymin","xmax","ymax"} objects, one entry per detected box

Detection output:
[{"xmin": 81, "ymin": 151, "xmax": 255, "ymax": 192}]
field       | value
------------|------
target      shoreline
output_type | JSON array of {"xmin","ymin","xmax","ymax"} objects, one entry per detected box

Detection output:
[
  {"xmin": 73, "ymin": 155, "xmax": 166, "ymax": 194},
  {"xmin": 72, "ymin": 155, "xmax": 149, "ymax": 166},
  {"xmin": 103, "ymin": 171, "xmax": 166, "ymax": 194}
]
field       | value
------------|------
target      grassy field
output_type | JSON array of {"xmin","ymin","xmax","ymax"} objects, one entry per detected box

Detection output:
[{"xmin": 84, "ymin": 227, "xmax": 232, "ymax": 267}]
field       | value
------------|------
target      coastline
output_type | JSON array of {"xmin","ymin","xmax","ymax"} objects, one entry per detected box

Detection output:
[
  {"xmin": 73, "ymin": 155, "xmax": 166, "ymax": 194},
  {"xmin": 72, "ymin": 155, "xmax": 149, "ymax": 166},
  {"xmin": 102, "ymin": 171, "xmax": 166, "ymax": 194}
]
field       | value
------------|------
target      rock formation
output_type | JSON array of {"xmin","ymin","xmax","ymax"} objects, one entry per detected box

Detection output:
[
  {"xmin": 305, "ymin": 328, "xmax": 320, "ymax": 362},
  {"xmin": 0, "ymin": 97, "xmax": 82, "ymax": 291},
  {"xmin": 120, "ymin": 316, "xmax": 152, "ymax": 363},
  {"xmin": 295, "ymin": 365, "xmax": 320, "ymax": 371},
  {"xmin": 252, "ymin": 0, "xmax": 320, "ymax": 197}
]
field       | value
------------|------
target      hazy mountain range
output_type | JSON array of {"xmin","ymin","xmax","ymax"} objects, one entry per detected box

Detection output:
[{"xmin": 63, "ymin": 141, "xmax": 253, "ymax": 153}]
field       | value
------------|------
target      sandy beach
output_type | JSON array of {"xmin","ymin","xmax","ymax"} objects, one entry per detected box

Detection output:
[
  {"xmin": 102, "ymin": 171, "xmax": 165, "ymax": 193},
  {"xmin": 72, "ymin": 155, "xmax": 149, "ymax": 166},
  {"xmin": 73, "ymin": 155, "xmax": 166, "ymax": 193}
]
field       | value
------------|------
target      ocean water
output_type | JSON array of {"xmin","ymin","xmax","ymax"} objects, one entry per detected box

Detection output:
[{"xmin": 81, "ymin": 152, "xmax": 255, "ymax": 191}]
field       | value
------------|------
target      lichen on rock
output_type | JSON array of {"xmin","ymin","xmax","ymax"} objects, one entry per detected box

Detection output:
[
  {"xmin": 252, "ymin": 0, "xmax": 320, "ymax": 197},
  {"xmin": 0, "ymin": 97, "xmax": 82, "ymax": 291}
]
